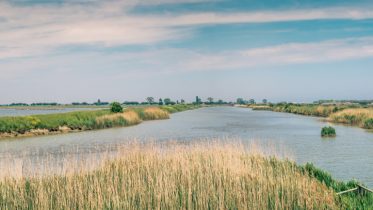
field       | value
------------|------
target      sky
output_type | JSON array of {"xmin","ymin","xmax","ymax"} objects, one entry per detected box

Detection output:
[{"xmin": 1, "ymin": 0, "xmax": 373, "ymax": 104}]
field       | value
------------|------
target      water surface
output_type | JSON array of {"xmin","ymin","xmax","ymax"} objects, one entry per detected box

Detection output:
[
  {"xmin": 0, "ymin": 107, "xmax": 100, "ymax": 117},
  {"xmin": 1, "ymin": 107, "xmax": 372, "ymax": 187}
]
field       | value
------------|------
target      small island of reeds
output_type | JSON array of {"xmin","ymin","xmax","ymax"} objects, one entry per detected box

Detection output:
[{"xmin": 321, "ymin": 126, "xmax": 337, "ymax": 137}]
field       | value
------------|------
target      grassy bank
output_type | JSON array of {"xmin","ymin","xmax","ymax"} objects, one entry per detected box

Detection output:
[
  {"xmin": 269, "ymin": 104, "xmax": 341, "ymax": 117},
  {"xmin": 0, "ymin": 104, "xmax": 200, "ymax": 138},
  {"xmin": 0, "ymin": 142, "xmax": 340, "ymax": 209},
  {"xmin": 329, "ymin": 108, "xmax": 373, "ymax": 129},
  {"xmin": 249, "ymin": 104, "xmax": 373, "ymax": 130}
]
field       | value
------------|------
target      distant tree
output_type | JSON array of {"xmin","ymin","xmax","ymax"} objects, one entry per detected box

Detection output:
[
  {"xmin": 110, "ymin": 102, "xmax": 123, "ymax": 113},
  {"xmin": 180, "ymin": 99, "xmax": 185, "ymax": 104},
  {"xmin": 217, "ymin": 99, "xmax": 224, "ymax": 104},
  {"xmin": 176, "ymin": 100, "xmax": 179, "ymax": 104},
  {"xmin": 159, "ymin": 98, "xmax": 164, "ymax": 105},
  {"xmin": 195, "ymin": 96, "xmax": 201, "ymax": 104},
  {"xmin": 146, "ymin": 97, "xmax": 154, "ymax": 105},
  {"xmin": 123, "ymin": 101, "xmax": 139, "ymax": 105},
  {"xmin": 236, "ymin": 98, "xmax": 245, "ymax": 105},
  {"xmin": 262, "ymin": 99, "xmax": 268, "ymax": 104},
  {"xmin": 207, "ymin": 97, "xmax": 214, "ymax": 104},
  {"xmin": 164, "ymin": 98, "xmax": 171, "ymax": 105},
  {"xmin": 249, "ymin": 99, "xmax": 256, "ymax": 104}
]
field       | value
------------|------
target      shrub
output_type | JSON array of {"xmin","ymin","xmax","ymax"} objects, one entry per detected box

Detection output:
[
  {"xmin": 364, "ymin": 118, "xmax": 373, "ymax": 129},
  {"xmin": 110, "ymin": 102, "xmax": 123, "ymax": 113},
  {"xmin": 321, "ymin": 126, "xmax": 336, "ymax": 137}
]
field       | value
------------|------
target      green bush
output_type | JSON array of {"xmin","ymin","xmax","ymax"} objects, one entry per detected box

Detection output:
[
  {"xmin": 321, "ymin": 126, "xmax": 336, "ymax": 137},
  {"xmin": 110, "ymin": 102, "xmax": 123, "ymax": 113},
  {"xmin": 364, "ymin": 118, "xmax": 373, "ymax": 129}
]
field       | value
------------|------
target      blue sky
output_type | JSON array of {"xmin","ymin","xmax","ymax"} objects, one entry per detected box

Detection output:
[{"xmin": 0, "ymin": 0, "xmax": 373, "ymax": 104}]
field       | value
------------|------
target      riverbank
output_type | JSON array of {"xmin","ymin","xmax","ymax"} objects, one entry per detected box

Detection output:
[
  {"xmin": 0, "ymin": 141, "xmax": 371, "ymax": 209},
  {"xmin": 0, "ymin": 104, "xmax": 201, "ymax": 139},
  {"xmin": 249, "ymin": 104, "xmax": 373, "ymax": 130}
]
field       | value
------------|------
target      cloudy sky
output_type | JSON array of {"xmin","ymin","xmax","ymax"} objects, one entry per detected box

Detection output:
[{"xmin": 1, "ymin": 0, "xmax": 373, "ymax": 104}]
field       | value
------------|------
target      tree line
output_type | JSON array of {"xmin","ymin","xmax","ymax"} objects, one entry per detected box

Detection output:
[{"xmin": 1, "ymin": 97, "xmax": 270, "ymax": 106}]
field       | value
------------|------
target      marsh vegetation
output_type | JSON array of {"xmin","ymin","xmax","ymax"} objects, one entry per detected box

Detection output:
[
  {"xmin": 0, "ymin": 142, "xmax": 339, "ymax": 209},
  {"xmin": 249, "ymin": 104, "xmax": 373, "ymax": 130},
  {"xmin": 0, "ymin": 104, "xmax": 200, "ymax": 138},
  {"xmin": 321, "ymin": 126, "xmax": 336, "ymax": 137},
  {"xmin": 0, "ymin": 141, "xmax": 371, "ymax": 209}
]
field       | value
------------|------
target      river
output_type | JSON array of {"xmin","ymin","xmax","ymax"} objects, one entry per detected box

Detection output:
[{"xmin": 0, "ymin": 107, "xmax": 372, "ymax": 186}]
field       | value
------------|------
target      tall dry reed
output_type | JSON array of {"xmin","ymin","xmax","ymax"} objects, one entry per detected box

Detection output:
[
  {"xmin": 329, "ymin": 108, "xmax": 373, "ymax": 129},
  {"xmin": 143, "ymin": 107, "xmax": 170, "ymax": 120},
  {"xmin": 0, "ymin": 142, "xmax": 338, "ymax": 209}
]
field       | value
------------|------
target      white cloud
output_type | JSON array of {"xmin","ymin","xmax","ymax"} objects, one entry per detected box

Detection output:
[
  {"xmin": 240, "ymin": 37, "xmax": 373, "ymax": 65},
  {"xmin": 1, "ymin": 1, "xmax": 373, "ymax": 59},
  {"xmin": 2, "ymin": 37, "xmax": 373, "ymax": 81}
]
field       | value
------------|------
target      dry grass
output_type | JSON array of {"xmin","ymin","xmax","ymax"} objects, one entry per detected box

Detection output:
[
  {"xmin": 0, "ymin": 142, "xmax": 338, "ymax": 210},
  {"xmin": 143, "ymin": 107, "xmax": 170, "ymax": 120},
  {"xmin": 329, "ymin": 108, "xmax": 373, "ymax": 128},
  {"xmin": 95, "ymin": 110, "xmax": 142, "ymax": 127}
]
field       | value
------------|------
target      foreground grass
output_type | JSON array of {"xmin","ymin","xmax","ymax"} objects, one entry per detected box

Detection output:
[
  {"xmin": 0, "ymin": 142, "xmax": 342, "ymax": 209},
  {"xmin": 0, "ymin": 104, "xmax": 200, "ymax": 138}
]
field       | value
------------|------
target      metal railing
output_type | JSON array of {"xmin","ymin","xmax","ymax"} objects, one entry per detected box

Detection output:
[{"xmin": 337, "ymin": 184, "xmax": 373, "ymax": 195}]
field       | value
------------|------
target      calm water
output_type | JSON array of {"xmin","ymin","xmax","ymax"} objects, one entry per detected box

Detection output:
[
  {"xmin": 0, "ymin": 108, "xmax": 99, "ymax": 117},
  {"xmin": 1, "ymin": 107, "xmax": 372, "ymax": 186}
]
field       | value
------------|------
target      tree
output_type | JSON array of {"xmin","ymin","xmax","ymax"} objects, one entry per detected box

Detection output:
[
  {"xmin": 146, "ymin": 97, "xmax": 154, "ymax": 104},
  {"xmin": 207, "ymin": 97, "xmax": 214, "ymax": 104},
  {"xmin": 159, "ymin": 98, "xmax": 164, "ymax": 105},
  {"xmin": 249, "ymin": 99, "xmax": 256, "ymax": 104},
  {"xmin": 217, "ymin": 99, "xmax": 224, "ymax": 104},
  {"xmin": 195, "ymin": 96, "xmax": 201, "ymax": 104},
  {"xmin": 110, "ymin": 102, "xmax": 123, "ymax": 113},
  {"xmin": 236, "ymin": 98, "xmax": 245, "ymax": 105},
  {"xmin": 180, "ymin": 99, "xmax": 185, "ymax": 104},
  {"xmin": 262, "ymin": 99, "xmax": 268, "ymax": 104},
  {"xmin": 164, "ymin": 98, "xmax": 171, "ymax": 105}
]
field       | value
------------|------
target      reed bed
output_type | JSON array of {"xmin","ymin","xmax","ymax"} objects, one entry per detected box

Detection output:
[
  {"xmin": 143, "ymin": 107, "xmax": 170, "ymax": 120},
  {"xmin": 0, "ymin": 142, "xmax": 339, "ymax": 210},
  {"xmin": 95, "ymin": 110, "xmax": 143, "ymax": 128},
  {"xmin": 250, "ymin": 105, "xmax": 272, "ymax": 111},
  {"xmin": 271, "ymin": 104, "xmax": 337, "ymax": 117},
  {"xmin": 329, "ymin": 108, "xmax": 373, "ymax": 129},
  {"xmin": 252, "ymin": 104, "xmax": 373, "ymax": 130}
]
